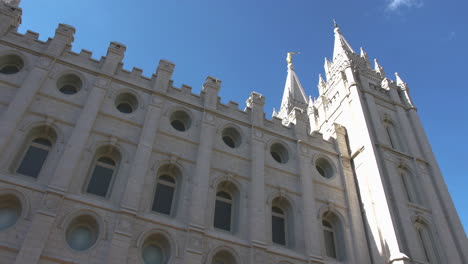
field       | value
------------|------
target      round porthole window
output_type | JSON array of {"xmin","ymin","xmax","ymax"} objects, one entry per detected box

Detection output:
[
  {"xmin": 0, "ymin": 195, "xmax": 21, "ymax": 231},
  {"xmin": 115, "ymin": 92, "xmax": 138, "ymax": 114},
  {"xmin": 57, "ymin": 74, "xmax": 82, "ymax": 95},
  {"xmin": 142, "ymin": 244, "xmax": 164, "ymax": 264},
  {"xmin": 270, "ymin": 143, "xmax": 289, "ymax": 164},
  {"xmin": 221, "ymin": 127, "xmax": 241, "ymax": 148},
  {"xmin": 66, "ymin": 215, "xmax": 98, "ymax": 251},
  {"xmin": 0, "ymin": 54, "xmax": 24, "ymax": 74},
  {"xmin": 170, "ymin": 110, "xmax": 191, "ymax": 132},
  {"xmin": 315, "ymin": 158, "xmax": 334, "ymax": 179}
]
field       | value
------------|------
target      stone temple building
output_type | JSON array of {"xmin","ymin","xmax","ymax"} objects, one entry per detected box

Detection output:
[{"xmin": 0, "ymin": 1, "xmax": 466, "ymax": 264}]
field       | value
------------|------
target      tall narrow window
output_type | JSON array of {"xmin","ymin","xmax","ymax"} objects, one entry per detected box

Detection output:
[
  {"xmin": 384, "ymin": 119, "xmax": 402, "ymax": 151},
  {"xmin": 16, "ymin": 138, "xmax": 52, "ymax": 178},
  {"xmin": 400, "ymin": 169, "xmax": 419, "ymax": 204},
  {"xmin": 86, "ymin": 157, "xmax": 117, "ymax": 197},
  {"xmin": 272, "ymin": 206, "xmax": 286, "ymax": 245},
  {"xmin": 323, "ymin": 220, "xmax": 337, "ymax": 259},
  {"xmin": 416, "ymin": 222, "xmax": 439, "ymax": 263},
  {"xmin": 152, "ymin": 175, "xmax": 176, "ymax": 215},
  {"xmin": 214, "ymin": 191, "xmax": 232, "ymax": 231}
]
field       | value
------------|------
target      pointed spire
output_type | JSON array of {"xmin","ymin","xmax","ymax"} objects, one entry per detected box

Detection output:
[
  {"xmin": 395, "ymin": 72, "xmax": 405, "ymax": 86},
  {"xmin": 360, "ymin": 47, "xmax": 367, "ymax": 58},
  {"xmin": 360, "ymin": 47, "xmax": 371, "ymax": 69},
  {"xmin": 333, "ymin": 20, "xmax": 355, "ymax": 60},
  {"xmin": 374, "ymin": 59, "xmax": 386, "ymax": 78},
  {"xmin": 318, "ymin": 74, "xmax": 326, "ymax": 94},
  {"xmin": 277, "ymin": 53, "xmax": 308, "ymax": 121}
]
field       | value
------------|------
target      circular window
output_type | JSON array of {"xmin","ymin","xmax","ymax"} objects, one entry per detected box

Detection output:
[
  {"xmin": 142, "ymin": 244, "xmax": 164, "ymax": 264},
  {"xmin": 170, "ymin": 110, "xmax": 191, "ymax": 132},
  {"xmin": 0, "ymin": 195, "xmax": 21, "ymax": 230},
  {"xmin": 115, "ymin": 93, "xmax": 138, "ymax": 114},
  {"xmin": 66, "ymin": 215, "xmax": 98, "ymax": 251},
  {"xmin": 0, "ymin": 54, "xmax": 24, "ymax": 74},
  {"xmin": 57, "ymin": 74, "xmax": 82, "ymax": 95},
  {"xmin": 315, "ymin": 158, "xmax": 334, "ymax": 179},
  {"xmin": 270, "ymin": 143, "xmax": 289, "ymax": 164},
  {"xmin": 222, "ymin": 127, "xmax": 241, "ymax": 148}
]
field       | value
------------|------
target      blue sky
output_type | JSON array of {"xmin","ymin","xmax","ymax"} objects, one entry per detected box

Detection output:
[{"xmin": 18, "ymin": 0, "xmax": 467, "ymax": 233}]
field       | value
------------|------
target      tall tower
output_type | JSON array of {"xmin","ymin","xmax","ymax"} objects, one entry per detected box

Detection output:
[{"xmin": 311, "ymin": 23, "xmax": 468, "ymax": 263}]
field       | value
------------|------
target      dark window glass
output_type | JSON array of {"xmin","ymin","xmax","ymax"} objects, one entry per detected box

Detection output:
[
  {"xmin": 222, "ymin": 136, "xmax": 235, "ymax": 148},
  {"xmin": 86, "ymin": 164, "xmax": 114, "ymax": 197},
  {"xmin": 272, "ymin": 214, "xmax": 286, "ymax": 245},
  {"xmin": 324, "ymin": 229, "xmax": 337, "ymax": 258},
  {"xmin": 117, "ymin": 102, "xmax": 133, "ymax": 113},
  {"xmin": 16, "ymin": 138, "xmax": 51, "ymax": 178},
  {"xmin": 0, "ymin": 65, "xmax": 19, "ymax": 74},
  {"xmin": 171, "ymin": 120, "xmax": 186, "ymax": 131},
  {"xmin": 59, "ymin": 84, "xmax": 78, "ymax": 95},
  {"xmin": 271, "ymin": 151, "xmax": 282, "ymax": 163},
  {"xmin": 152, "ymin": 183, "xmax": 175, "ymax": 215},
  {"xmin": 214, "ymin": 199, "xmax": 232, "ymax": 231},
  {"xmin": 316, "ymin": 165, "xmax": 326, "ymax": 177}
]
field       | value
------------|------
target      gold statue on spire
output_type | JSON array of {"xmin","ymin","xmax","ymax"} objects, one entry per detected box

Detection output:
[{"xmin": 286, "ymin": 52, "xmax": 300, "ymax": 65}]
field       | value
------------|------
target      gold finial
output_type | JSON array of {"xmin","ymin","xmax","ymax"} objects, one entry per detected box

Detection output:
[{"xmin": 286, "ymin": 52, "xmax": 300, "ymax": 65}]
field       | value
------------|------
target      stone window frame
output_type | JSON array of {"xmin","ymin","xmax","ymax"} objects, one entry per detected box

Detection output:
[
  {"xmin": 11, "ymin": 125, "xmax": 58, "ymax": 180},
  {"xmin": 83, "ymin": 145, "xmax": 121, "ymax": 200},
  {"xmin": 212, "ymin": 180, "xmax": 240, "ymax": 234},
  {"xmin": 218, "ymin": 124, "xmax": 244, "ymax": 149},
  {"xmin": 0, "ymin": 51, "xmax": 27, "ymax": 75},
  {"xmin": 413, "ymin": 217, "xmax": 441, "ymax": 263},
  {"xmin": 268, "ymin": 140, "xmax": 291, "ymax": 165},
  {"xmin": 59, "ymin": 209, "xmax": 105, "ymax": 254},
  {"xmin": 207, "ymin": 246, "xmax": 242, "ymax": 264},
  {"xmin": 268, "ymin": 194, "xmax": 295, "ymax": 249},
  {"xmin": 55, "ymin": 70, "xmax": 86, "ymax": 96},
  {"xmin": 320, "ymin": 210, "xmax": 346, "ymax": 261},
  {"xmin": 398, "ymin": 164, "xmax": 422, "ymax": 206},
  {"xmin": 150, "ymin": 164, "xmax": 183, "ymax": 218},
  {"xmin": 313, "ymin": 154, "xmax": 337, "ymax": 180},
  {"xmin": 382, "ymin": 114, "xmax": 403, "ymax": 151},
  {"xmin": 136, "ymin": 229, "xmax": 174, "ymax": 264},
  {"xmin": 0, "ymin": 189, "xmax": 29, "ymax": 232}
]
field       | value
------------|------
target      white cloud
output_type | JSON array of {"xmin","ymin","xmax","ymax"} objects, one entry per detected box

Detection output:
[{"xmin": 387, "ymin": 0, "xmax": 423, "ymax": 11}]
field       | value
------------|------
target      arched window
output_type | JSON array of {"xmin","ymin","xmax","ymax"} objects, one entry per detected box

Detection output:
[
  {"xmin": 213, "ymin": 181, "xmax": 239, "ymax": 233},
  {"xmin": 212, "ymin": 250, "xmax": 237, "ymax": 264},
  {"xmin": 272, "ymin": 206, "xmax": 286, "ymax": 245},
  {"xmin": 400, "ymin": 167, "xmax": 420, "ymax": 204},
  {"xmin": 322, "ymin": 220, "xmax": 337, "ymax": 259},
  {"xmin": 271, "ymin": 197, "xmax": 293, "ymax": 247},
  {"xmin": 415, "ymin": 220, "xmax": 439, "ymax": 263},
  {"xmin": 322, "ymin": 212, "xmax": 345, "ymax": 261},
  {"xmin": 152, "ymin": 175, "xmax": 176, "ymax": 215},
  {"xmin": 15, "ymin": 125, "xmax": 57, "ymax": 179},
  {"xmin": 383, "ymin": 118, "xmax": 402, "ymax": 151},
  {"xmin": 85, "ymin": 146, "xmax": 120, "ymax": 198},
  {"xmin": 214, "ymin": 191, "xmax": 233, "ymax": 232},
  {"xmin": 16, "ymin": 138, "xmax": 52, "ymax": 178},
  {"xmin": 141, "ymin": 233, "xmax": 171, "ymax": 264}
]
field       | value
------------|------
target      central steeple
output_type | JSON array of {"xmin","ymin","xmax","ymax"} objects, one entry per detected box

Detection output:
[
  {"xmin": 274, "ymin": 52, "xmax": 308, "ymax": 124},
  {"xmin": 332, "ymin": 21, "xmax": 355, "ymax": 60}
]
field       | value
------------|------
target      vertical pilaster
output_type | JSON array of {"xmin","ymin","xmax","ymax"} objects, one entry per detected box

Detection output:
[
  {"xmin": 342, "ymin": 65, "xmax": 411, "ymax": 264},
  {"xmin": 13, "ymin": 42, "xmax": 124, "ymax": 264},
  {"xmin": 291, "ymin": 108, "xmax": 323, "ymax": 262},
  {"xmin": 246, "ymin": 92, "xmax": 268, "ymax": 262},
  {"xmin": 0, "ymin": 24, "xmax": 74, "ymax": 152},
  {"xmin": 184, "ymin": 77, "xmax": 220, "ymax": 264},
  {"xmin": 407, "ymin": 110, "xmax": 468, "ymax": 263},
  {"xmin": 333, "ymin": 124, "xmax": 372, "ymax": 264},
  {"xmin": 105, "ymin": 60, "xmax": 173, "ymax": 264}
]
